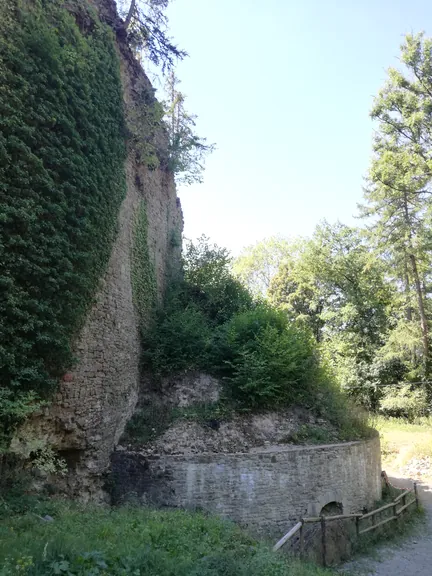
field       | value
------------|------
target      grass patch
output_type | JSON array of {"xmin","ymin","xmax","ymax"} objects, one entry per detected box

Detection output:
[
  {"xmin": 0, "ymin": 501, "xmax": 334, "ymax": 576},
  {"xmin": 371, "ymin": 415, "xmax": 432, "ymax": 471}
]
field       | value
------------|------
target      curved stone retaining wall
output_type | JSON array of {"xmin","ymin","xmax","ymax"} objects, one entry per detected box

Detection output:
[{"xmin": 111, "ymin": 436, "xmax": 381, "ymax": 535}]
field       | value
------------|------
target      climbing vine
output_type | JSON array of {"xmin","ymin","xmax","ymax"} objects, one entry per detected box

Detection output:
[
  {"xmin": 0, "ymin": 0, "xmax": 126, "ymax": 443},
  {"xmin": 132, "ymin": 201, "xmax": 157, "ymax": 326}
]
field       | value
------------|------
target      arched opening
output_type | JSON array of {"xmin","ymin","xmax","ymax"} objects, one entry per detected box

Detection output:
[{"xmin": 320, "ymin": 501, "xmax": 343, "ymax": 516}]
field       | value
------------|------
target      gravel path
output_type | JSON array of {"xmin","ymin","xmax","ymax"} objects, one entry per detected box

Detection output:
[{"xmin": 342, "ymin": 473, "xmax": 431, "ymax": 575}]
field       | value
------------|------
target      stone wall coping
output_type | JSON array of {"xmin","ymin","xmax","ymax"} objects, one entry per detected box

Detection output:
[{"xmin": 127, "ymin": 435, "xmax": 379, "ymax": 461}]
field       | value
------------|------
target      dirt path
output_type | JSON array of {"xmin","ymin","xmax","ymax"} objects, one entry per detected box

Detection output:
[{"xmin": 342, "ymin": 472, "xmax": 432, "ymax": 575}]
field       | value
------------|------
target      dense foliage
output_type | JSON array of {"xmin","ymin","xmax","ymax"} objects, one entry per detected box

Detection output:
[
  {"xmin": 0, "ymin": 1, "xmax": 126, "ymax": 442},
  {"xmin": 0, "ymin": 502, "xmax": 332, "ymax": 576},
  {"xmin": 143, "ymin": 237, "xmax": 368, "ymax": 437},
  {"xmin": 212, "ymin": 307, "xmax": 319, "ymax": 408}
]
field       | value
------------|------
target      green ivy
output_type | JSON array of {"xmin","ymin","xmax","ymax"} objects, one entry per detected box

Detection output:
[
  {"xmin": 132, "ymin": 201, "xmax": 157, "ymax": 325},
  {"xmin": 0, "ymin": 0, "xmax": 126, "ymax": 439}
]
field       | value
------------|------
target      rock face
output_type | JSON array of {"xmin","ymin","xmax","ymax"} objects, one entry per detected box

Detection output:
[{"xmin": 13, "ymin": 0, "xmax": 183, "ymax": 499}]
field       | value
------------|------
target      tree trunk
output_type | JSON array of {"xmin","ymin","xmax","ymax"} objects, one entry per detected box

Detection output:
[
  {"xmin": 125, "ymin": 0, "xmax": 136, "ymax": 29},
  {"xmin": 409, "ymin": 253, "xmax": 429, "ymax": 365},
  {"xmin": 402, "ymin": 190, "xmax": 429, "ymax": 365},
  {"xmin": 404, "ymin": 255, "xmax": 412, "ymax": 321}
]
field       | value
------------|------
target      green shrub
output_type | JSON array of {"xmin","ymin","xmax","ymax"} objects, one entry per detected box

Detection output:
[
  {"xmin": 213, "ymin": 307, "xmax": 319, "ymax": 409},
  {"xmin": 141, "ymin": 238, "xmax": 370, "ymax": 436},
  {"xmin": 0, "ymin": 0, "xmax": 125, "ymax": 442},
  {"xmin": 143, "ymin": 302, "xmax": 212, "ymax": 375}
]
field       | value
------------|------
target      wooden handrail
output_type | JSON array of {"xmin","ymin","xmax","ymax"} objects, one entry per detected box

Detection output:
[
  {"xmin": 273, "ymin": 521, "xmax": 303, "ymax": 551},
  {"xmin": 359, "ymin": 514, "xmax": 397, "ymax": 534},
  {"xmin": 393, "ymin": 488, "xmax": 413, "ymax": 504},
  {"xmin": 303, "ymin": 513, "xmax": 362, "ymax": 523},
  {"xmin": 361, "ymin": 501, "xmax": 396, "ymax": 519},
  {"xmin": 273, "ymin": 476, "xmax": 419, "ymax": 559},
  {"xmin": 398, "ymin": 499, "xmax": 416, "ymax": 514}
]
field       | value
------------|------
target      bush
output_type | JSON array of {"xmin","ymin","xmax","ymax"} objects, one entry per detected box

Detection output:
[
  {"xmin": 213, "ymin": 307, "xmax": 319, "ymax": 409},
  {"xmin": 183, "ymin": 236, "xmax": 254, "ymax": 325},
  {"xmin": 142, "ymin": 238, "xmax": 369, "ymax": 436},
  {"xmin": 143, "ymin": 302, "xmax": 212, "ymax": 375}
]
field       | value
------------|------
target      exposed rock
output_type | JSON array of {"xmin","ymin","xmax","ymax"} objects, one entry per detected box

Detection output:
[{"xmin": 133, "ymin": 406, "xmax": 338, "ymax": 456}]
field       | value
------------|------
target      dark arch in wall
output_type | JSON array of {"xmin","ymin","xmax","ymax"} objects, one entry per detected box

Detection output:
[{"xmin": 320, "ymin": 501, "xmax": 343, "ymax": 516}]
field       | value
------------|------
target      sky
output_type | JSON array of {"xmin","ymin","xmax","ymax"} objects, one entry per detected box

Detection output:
[{"xmin": 160, "ymin": 0, "xmax": 432, "ymax": 255}]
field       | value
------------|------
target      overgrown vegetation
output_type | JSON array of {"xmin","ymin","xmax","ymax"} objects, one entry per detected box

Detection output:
[
  {"xmin": 139, "ymin": 235, "xmax": 370, "ymax": 440},
  {"xmin": 131, "ymin": 201, "xmax": 157, "ymax": 323},
  {"xmin": 0, "ymin": 0, "xmax": 126, "ymax": 447},
  {"xmin": 0, "ymin": 501, "xmax": 333, "ymax": 576},
  {"xmin": 236, "ymin": 221, "xmax": 432, "ymax": 419}
]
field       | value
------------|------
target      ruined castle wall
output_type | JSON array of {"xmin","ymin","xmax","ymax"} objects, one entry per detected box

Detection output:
[{"xmin": 111, "ymin": 436, "xmax": 382, "ymax": 535}]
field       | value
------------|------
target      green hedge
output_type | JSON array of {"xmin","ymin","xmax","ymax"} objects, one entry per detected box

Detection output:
[{"xmin": 0, "ymin": 0, "xmax": 126, "ymax": 440}]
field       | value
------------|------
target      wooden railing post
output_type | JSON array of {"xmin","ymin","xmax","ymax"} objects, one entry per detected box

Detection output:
[
  {"xmin": 401, "ymin": 493, "xmax": 406, "ymax": 519},
  {"xmin": 299, "ymin": 520, "xmax": 304, "ymax": 559},
  {"xmin": 355, "ymin": 515, "xmax": 360, "ymax": 537},
  {"xmin": 321, "ymin": 516, "xmax": 327, "ymax": 567},
  {"xmin": 414, "ymin": 482, "xmax": 419, "ymax": 510}
]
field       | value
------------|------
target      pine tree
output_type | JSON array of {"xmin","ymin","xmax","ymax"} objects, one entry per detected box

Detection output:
[{"xmin": 361, "ymin": 33, "xmax": 432, "ymax": 369}]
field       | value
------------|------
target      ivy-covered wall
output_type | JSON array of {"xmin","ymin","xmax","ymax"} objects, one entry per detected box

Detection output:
[
  {"xmin": 0, "ymin": 0, "xmax": 183, "ymax": 497},
  {"xmin": 132, "ymin": 200, "xmax": 157, "ymax": 325},
  {"xmin": 0, "ymin": 0, "xmax": 126, "ymax": 443}
]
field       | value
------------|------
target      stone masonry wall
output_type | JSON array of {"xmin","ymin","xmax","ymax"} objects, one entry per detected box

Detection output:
[
  {"xmin": 111, "ymin": 436, "xmax": 381, "ymax": 535},
  {"xmin": 12, "ymin": 0, "xmax": 183, "ymax": 499}
]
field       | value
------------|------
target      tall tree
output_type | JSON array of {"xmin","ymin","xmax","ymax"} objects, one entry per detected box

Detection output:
[
  {"xmin": 361, "ymin": 33, "xmax": 432, "ymax": 370},
  {"xmin": 269, "ymin": 223, "xmax": 392, "ymax": 352}
]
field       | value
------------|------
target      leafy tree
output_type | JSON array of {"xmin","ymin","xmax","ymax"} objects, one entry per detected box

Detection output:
[
  {"xmin": 232, "ymin": 237, "xmax": 293, "ymax": 297},
  {"xmin": 268, "ymin": 238, "xmax": 325, "ymax": 340},
  {"xmin": 361, "ymin": 32, "xmax": 432, "ymax": 370},
  {"xmin": 269, "ymin": 223, "xmax": 394, "ymax": 405}
]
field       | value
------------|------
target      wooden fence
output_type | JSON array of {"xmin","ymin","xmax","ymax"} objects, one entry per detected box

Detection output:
[{"xmin": 273, "ymin": 478, "xmax": 419, "ymax": 567}]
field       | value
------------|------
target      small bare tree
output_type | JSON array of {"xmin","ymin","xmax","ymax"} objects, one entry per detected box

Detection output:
[{"xmin": 164, "ymin": 71, "xmax": 215, "ymax": 185}]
